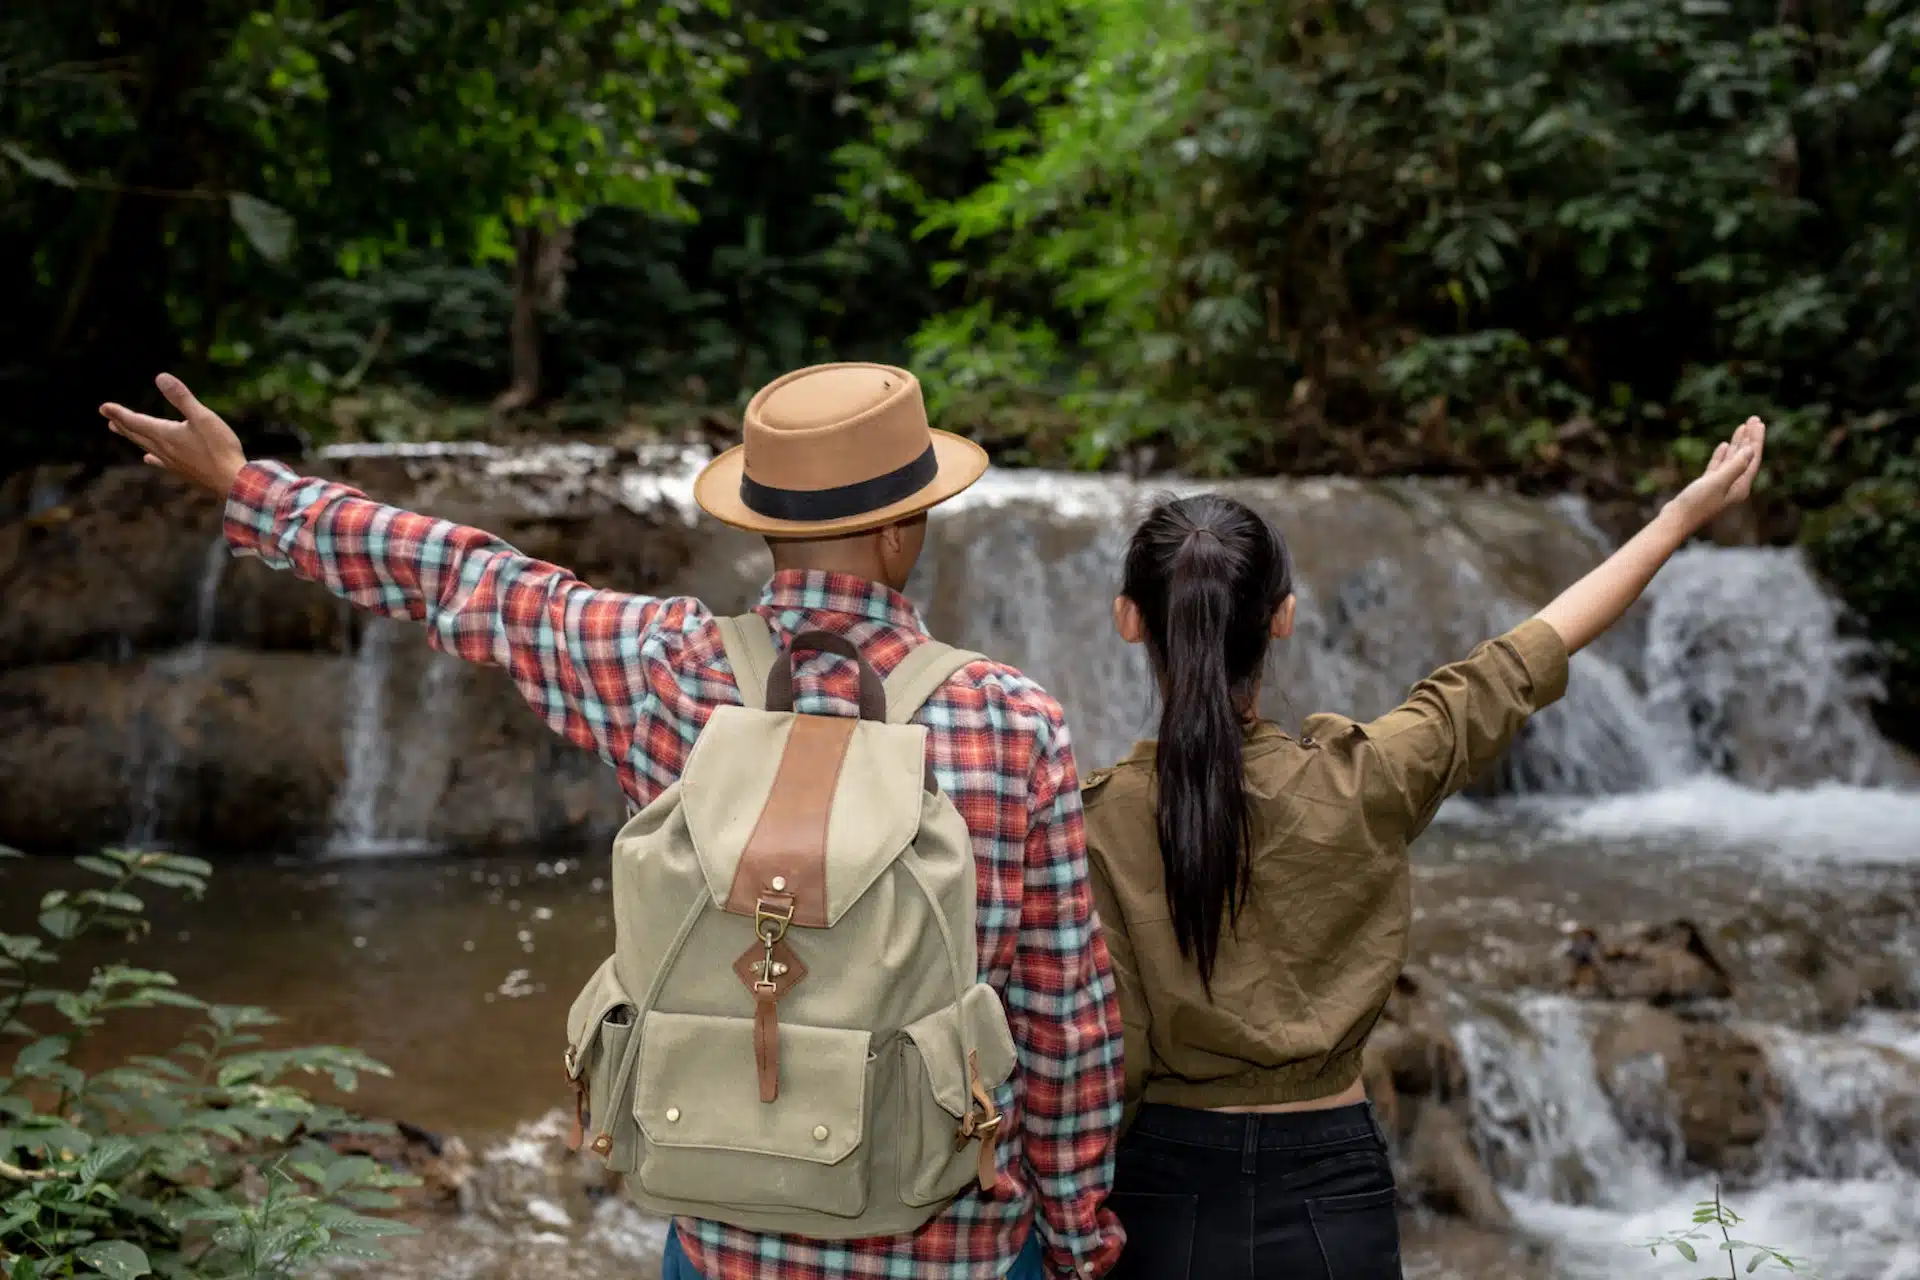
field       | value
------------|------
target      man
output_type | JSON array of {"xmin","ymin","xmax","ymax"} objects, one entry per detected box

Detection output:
[{"xmin": 101, "ymin": 364, "xmax": 1127, "ymax": 1280}]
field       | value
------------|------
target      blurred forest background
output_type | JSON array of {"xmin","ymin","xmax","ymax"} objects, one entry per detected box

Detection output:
[{"xmin": 2, "ymin": 0, "xmax": 1916, "ymax": 727}]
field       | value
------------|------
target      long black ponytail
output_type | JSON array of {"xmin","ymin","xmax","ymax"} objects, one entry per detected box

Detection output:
[{"xmin": 1121, "ymin": 494, "xmax": 1292, "ymax": 991}]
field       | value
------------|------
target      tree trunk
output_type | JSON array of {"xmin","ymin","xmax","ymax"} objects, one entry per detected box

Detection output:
[{"xmin": 494, "ymin": 221, "xmax": 575, "ymax": 414}]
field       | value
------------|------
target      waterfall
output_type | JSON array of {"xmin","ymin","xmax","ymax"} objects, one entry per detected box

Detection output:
[
  {"xmin": 125, "ymin": 537, "xmax": 229, "ymax": 848},
  {"xmin": 326, "ymin": 620, "xmax": 463, "ymax": 857},
  {"xmin": 328, "ymin": 620, "xmax": 397, "ymax": 855},
  {"xmin": 913, "ymin": 472, "xmax": 1904, "ymax": 796},
  {"xmin": 1454, "ymin": 995, "xmax": 1920, "ymax": 1280}
]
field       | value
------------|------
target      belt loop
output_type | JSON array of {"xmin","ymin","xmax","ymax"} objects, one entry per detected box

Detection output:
[{"xmin": 1239, "ymin": 1114, "xmax": 1258, "ymax": 1175}]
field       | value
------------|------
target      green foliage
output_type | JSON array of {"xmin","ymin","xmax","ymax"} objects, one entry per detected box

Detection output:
[
  {"xmin": 1, "ymin": 849, "xmax": 417, "ymax": 1279},
  {"xmin": 865, "ymin": 0, "xmax": 1918, "ymax": 471},
  {"xmin": 1646, "ymin": 1185, "xmax": 1819, "ymax": 1278},
  {"xmin": 2, "ymin": 0, "xmax": 1916, "ymax": 728}
]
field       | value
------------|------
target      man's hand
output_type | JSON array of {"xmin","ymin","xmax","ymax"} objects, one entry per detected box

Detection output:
[
  {"xmin": 1664, "ymin": 415, "xmax": 1766, "ymax": 533},
  {"xmin": 100, "ymin": 374, "xmax": 248, "ymax": 496}
]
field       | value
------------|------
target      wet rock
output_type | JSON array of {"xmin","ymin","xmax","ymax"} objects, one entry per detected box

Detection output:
[
  {"xmin": 1552, "ymin": 918, "xmax": 1735, "ymax": 1008},
  {"xmin": 0, "ymin": 647, "xmax": 624, "ymax": 854},
  {"xmin": 1370, "ymin": 967, "xmax": 1470, "ymax": 1102},
  {"xmin": 1590, "ymin": 1006, "xmax": 1782, "ymax": 1178},
  {"xmin": 461, "ymin": 1110, "xmax": 623, "ymax": 1231},
  {"xmin": 1717, "ymin": 910, "xmax": 1919, "ymax": 1029},
  {"xmin": 321, "ymin": 1119, "xmax": 476, "ymax": 1212},
  {"xmin": 321, "ymin": 1110, "xmax": 669, "ymax": 1280},
  {"xmin": 1403, "ymin": 1104, "xmax": 1513, "ymax": 1231},
  {"xmin": 0, "ymin": 454, "xmax": 700, "ymax": 672},
  {"xmin": 1365, "ymin": 967, "xmax": 1513, "ymax": 1229}
]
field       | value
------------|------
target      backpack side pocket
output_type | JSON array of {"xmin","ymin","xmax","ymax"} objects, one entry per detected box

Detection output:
[
  {"xmin": 566, "ymin": 956, "xmax": 641, "ymax": 1172},
  {"xmin": 895, "ymin": 983, "xmax": 1018, "ymax": 1208}
]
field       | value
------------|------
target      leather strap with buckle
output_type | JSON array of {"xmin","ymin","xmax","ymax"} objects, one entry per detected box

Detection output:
[{"xmin": 953, "ymin": 1049, "xmax": 1004, "ymax": 1192}]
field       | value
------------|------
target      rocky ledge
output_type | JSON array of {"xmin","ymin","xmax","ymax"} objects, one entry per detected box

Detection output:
[{"xmin": 0, "ymin": 444, "xmax": 756, "ymax": 855}]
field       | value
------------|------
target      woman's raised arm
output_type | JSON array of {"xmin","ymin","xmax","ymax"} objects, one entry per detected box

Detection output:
[{"xmin": 1534, "ymin": 416, "xmax": 1765, "ymax": 654}]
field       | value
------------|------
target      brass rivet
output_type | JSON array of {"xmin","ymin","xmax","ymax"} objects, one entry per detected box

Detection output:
[
  {"xmin": 590, "ymin": 1134, "xmax": 612, "ymax": 1155},
  {"xmin": 666, "ymin": 1107, "xmax": 681, "ymax": 1123},
  {"xmin": 771, "ymin": 876, "xmax": 787, "ymax": 892},
  {"xmin": 812, "ymin": 1125, "xmax": 829, "ymax": 1142}
]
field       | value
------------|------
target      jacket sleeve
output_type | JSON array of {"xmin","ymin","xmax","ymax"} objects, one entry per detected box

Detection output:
[
  {"xmin": 223, "ymin": 459, "xmax": 695, "ymax": 774},
  {"xmin": 1310, "ymin": 618, "xmax": 1570, "ymax": 839},
  {"xmin": 1007, "ymin": 713, "xmax": 1128, "ymax": 1277}
]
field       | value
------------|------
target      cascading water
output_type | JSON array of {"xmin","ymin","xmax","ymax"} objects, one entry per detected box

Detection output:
[
  {"xmin": 327, "ymin": 619, "xmax": 464, "ymax": 857},
  {"xmin": 1456, "ymin": 995, "xmax": 1920, "ymax": 1280},
  {"xmin": 125, "ymin": 536, "xmax": 230, "ymax": 848}
]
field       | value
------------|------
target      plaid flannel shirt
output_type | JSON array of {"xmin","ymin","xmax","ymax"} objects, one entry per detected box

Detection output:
[{"xmin": 224, "ymin": 460, "xmax": 1126, "ymax": 1279}]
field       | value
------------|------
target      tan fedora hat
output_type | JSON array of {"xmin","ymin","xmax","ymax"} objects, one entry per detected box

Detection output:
[{"xmin": 693, "ymin": 362, "xmax": 989, "ymax": 537}]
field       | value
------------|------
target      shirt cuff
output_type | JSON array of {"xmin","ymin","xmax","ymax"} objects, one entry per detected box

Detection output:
[
  {"xmin": 1503, "ymin": 616, "xmax": 1571, "ymax": 711},
  {"xmin": 221, "ymin": 458, "xmax": 300, "ymax": 557}
]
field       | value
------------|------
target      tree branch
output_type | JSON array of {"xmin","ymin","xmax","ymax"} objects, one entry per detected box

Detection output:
[{"xmin": 0, "ymin": 1158, "xmax": 57, "ymax": 1182}]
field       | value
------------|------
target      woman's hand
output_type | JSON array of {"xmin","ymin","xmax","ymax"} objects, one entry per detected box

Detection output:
[
  {"xmin": 100, "ymin": 373, "xmax": 249, "ymax": 496},
  {"xmin": 1663, "ymin": 416, "xmax": 1766, "ymax": 534},
  {"xmin": 1536, "ymin": 414, "xmax": 1766, "ymax": 654}
]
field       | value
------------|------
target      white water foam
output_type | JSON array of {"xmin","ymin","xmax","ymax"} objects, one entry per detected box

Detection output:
[{"xmin": 1552, "ymin": 776, "xmax": 1920, "ymax": 865}]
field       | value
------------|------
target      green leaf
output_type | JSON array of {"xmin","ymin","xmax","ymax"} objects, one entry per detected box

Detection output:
[
  {"xmin": 0, "ymin": 843, "xmax": 23, "ymax": 858},
  {"xmin": 73, "ymin": 856, "xmax": 122, "ymax": 879},
  {"xmin": 39, "ymin": 905, "xmax": 83, "ymax": 940},
  {"xmin": 14, "ymin": 1035, "xmax": 70, "ymax": 1074},
  {"xmin": 229, "ymin": 193, "xmax": 295, "ymax": 263},
  {"xmin": 0, "ymin": 142, "xmax": 76, "ymax": 188},
  {"xmin": 75, "ymin": 1137, "xmax": 139, "ymax": 1184},
  {"xmin": 75, "ymin": 890, "xmax": 144, "ymax": 915},
  {"xmin": 1749, "ymin": 1256, "xmax": 1764, "ymax": 1273},
  {"xmin": 76, "ymin": 1240, "xmax": 152, "ymax": 1279},
  {"xmin": 1676, "ymin": 1241, "xmax": 1698, "ymax": 1261}
]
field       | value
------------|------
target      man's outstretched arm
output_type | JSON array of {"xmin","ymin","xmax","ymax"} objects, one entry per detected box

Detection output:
[{"xmin": 102, "ymin": 374, "xmax": 676, "ymax": 774}]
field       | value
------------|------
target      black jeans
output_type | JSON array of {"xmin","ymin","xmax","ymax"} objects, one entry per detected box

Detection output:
[{"xmin": 1107, "ymin": 1102, "xmax": 1403, "ymax": 1280}]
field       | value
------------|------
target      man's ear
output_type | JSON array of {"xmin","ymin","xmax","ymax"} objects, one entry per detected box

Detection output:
[
  {"xmin": 1271, "ymin": 593, "xmax": 1297, "ymax": 639},
  {"xmin": 1113, "ymin": 595, "xmax": 1146, "ymax": 645}
]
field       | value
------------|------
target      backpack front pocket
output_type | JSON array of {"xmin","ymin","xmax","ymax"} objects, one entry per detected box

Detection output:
[
  {"xmin": 565, "ymin": 956, "xmax": 640, "ymax": 1171},
  {"xmin": 633, "ymin": 1010, "xmax": 874, "ymax": 1218},
  {"xmin": 895, "ymin": 983, "xmax": 1018, "ymax": 1208}
]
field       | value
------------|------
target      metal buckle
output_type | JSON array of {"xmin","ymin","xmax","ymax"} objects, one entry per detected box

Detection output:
[
  {"xmin": 754, "ymin": 899, "xmax": 794, "ymax": 943},
  {"xmin": 955, "ymin": 1106, "xmax": 1002, "ymax": 1150}
]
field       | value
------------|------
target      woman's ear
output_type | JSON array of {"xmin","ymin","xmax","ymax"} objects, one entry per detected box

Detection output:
[
  {"xmin": 1270, "ymin": 593, "xmax": 1297, "ymax": 639},
  {"xmin": 1113, "ymin": 595, "xmax": 1146, "ymax": 645}
]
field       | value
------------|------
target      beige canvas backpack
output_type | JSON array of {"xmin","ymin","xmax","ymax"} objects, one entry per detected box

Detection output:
[{"xmin": 563, "ymin": 616, "xmax": 1019, "ymax": 1238}]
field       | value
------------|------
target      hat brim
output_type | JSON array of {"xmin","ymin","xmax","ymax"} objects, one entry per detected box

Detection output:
[{"xmin": 693, "ymin": 430, "xmax": 990, "ymax": 537}]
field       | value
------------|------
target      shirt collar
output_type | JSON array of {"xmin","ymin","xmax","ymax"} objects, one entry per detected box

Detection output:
[{"xmin": 759, "ymin": 569, "xmax": 928, "ymax": 635}]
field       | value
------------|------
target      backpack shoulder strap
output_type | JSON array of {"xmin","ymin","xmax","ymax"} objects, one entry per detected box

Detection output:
[
  {"xmin": 883, "ymin": 640, "xmax": 986, "ymax": 724},
  {"xmin": 714, "ymin": 612, "xmax": 779, "ymax": 710}
]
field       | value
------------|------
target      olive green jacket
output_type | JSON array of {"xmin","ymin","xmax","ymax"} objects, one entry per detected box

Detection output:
[{"xmin": 1083, "ymin": 619, "xmax": 1570, "ymax": 1117}]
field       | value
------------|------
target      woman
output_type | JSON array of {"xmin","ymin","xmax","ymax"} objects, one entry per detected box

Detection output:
[{"xmin": 1085, "ymin": 419, "xmax": 1766, "ymax": 1278}]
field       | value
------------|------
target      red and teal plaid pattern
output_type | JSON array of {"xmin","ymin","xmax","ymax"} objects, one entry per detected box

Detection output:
[{"xmin": 224, "ymin": 460, "xmax": 1126, "ymax": 1279}]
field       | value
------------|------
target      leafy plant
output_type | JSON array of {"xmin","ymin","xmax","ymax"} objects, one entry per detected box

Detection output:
[
  {"xmin": 1, "ymin": 845, "xmax": 418, "ymax": 1279},
  {"xmin": 1645, "ymin": 1183, "xmax": 1818, "ymax": 1278}
]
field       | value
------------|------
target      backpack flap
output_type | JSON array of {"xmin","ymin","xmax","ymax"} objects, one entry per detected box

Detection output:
[{"xmin": 678, "ymin": 713, "xmax": 927, "ymax": 929}]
